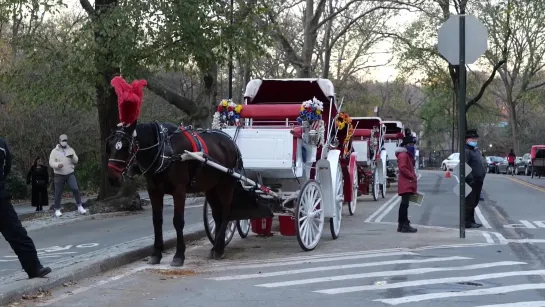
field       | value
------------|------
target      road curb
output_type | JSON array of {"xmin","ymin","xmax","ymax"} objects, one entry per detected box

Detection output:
[{"xmin": 0, "ymin": 226, "xmax": 207, "ymax": 306}]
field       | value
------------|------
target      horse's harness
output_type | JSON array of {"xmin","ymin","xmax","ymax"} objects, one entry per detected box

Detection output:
[{"xmin": 109, "ymin": 121, "xmax": 208, "ymax": 177}]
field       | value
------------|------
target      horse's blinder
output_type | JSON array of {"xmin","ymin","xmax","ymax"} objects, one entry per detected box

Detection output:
[{"xmin": 107, "ymin": 128, "xmax": 139, "ymax": 176}]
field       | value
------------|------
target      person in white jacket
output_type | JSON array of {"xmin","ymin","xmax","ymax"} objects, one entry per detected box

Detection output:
[{"xmin": 49, "ymin": 134, "xmax": 87, "ymax": 217}]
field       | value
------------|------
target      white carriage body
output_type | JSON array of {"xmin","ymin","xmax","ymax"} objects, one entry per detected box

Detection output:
[
  {"xmin": 382, "ymin": 120, "xmax": 405, "ymax": 162},
  {"xmin": 221, "ymin": 78, "xmax": 341, "ymax": 221}
]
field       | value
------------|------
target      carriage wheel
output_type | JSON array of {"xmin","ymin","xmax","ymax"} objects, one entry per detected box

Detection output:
[
  {"xmin": 296, "ymin": 180, "xmax": 325, "ymax": 251},
  {"xmin": 236, "ymin": 219, "xmax": 251, "ymax": 238},
  {"xmin": 202, "ymin": 199, "xmax": 236, "ymax": 246},
  {"xmin": 348, "ymin": 170, "xmax": 358, "ymax": 216},
  {"xmin": 372, "ymin": 169, "xmax": 379, "ymax": 201},
  {"xmin": 330, "ymin": 163, "xmax": 343, "ymax": 239}
]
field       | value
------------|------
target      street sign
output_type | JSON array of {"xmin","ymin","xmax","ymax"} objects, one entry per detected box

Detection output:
[
  {"xmin": 453, "ymin": 182, "xmax": 472, "ymax": 197},
  {"xmin": 453, "ymin": 162, "xmax": 472, "ymax": 179},
  {"xmin": 452, "ymin": 162, "xmax": 473, "ymax": 197},
  {"xmin": 438, "ymin": 15, "xmax": 488, "ymax": 65}
]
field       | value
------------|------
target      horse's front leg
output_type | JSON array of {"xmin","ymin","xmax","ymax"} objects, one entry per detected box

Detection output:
[
  {"xmin": 171, "ymin": 189, "xmax": 187, "ymax": 267},
  {"xmin": 148, "ymin": 189, "xmax": 164, "ymax": 265}
]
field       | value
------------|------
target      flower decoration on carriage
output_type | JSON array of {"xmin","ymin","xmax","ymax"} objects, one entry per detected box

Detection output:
[
  {"xmin": 212, "ymin": 99, "xmax": 243, "ymax": 129},
  {"xmin": 335, "ymin": 112, "xmax": 353, "ymax": 131},
  {"xmin": 297, "ymin": 97, "xmax": 324, "ymax": 124}
]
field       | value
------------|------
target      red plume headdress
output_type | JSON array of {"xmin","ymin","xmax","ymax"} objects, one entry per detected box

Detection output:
[{"xmin": 110, "ymin": 76, "xmax": 148, "ymax": 125}]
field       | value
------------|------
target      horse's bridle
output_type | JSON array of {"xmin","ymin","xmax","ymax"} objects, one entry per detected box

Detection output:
[
  {"xmin": 107, "ymin": 124, "xmax": 163, "ymax": 178},
  {"xmin": 107, "ymin": 129, "xmax": 139, "ymax": 177}
]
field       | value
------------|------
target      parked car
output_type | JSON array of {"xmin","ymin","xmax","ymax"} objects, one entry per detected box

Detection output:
[
  {"xmin": 441, "ymin": 153, "xmax": 460, "ymax": 171},
  {"xmin": 518, "ymin": 153, "xmax": 532, "ymax": 176},
  {"xmin": 486, "ymin": 156, "xmax": 505, "ymax": 173},
  {"xmin": 496, "ymin": 157, "xmax": 509, "ymax": 174}
]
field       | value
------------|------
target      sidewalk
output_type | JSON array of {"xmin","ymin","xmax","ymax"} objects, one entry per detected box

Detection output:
[{"xmin": 13, "ymin": 191, "xmax": 151, "ymax": 217}]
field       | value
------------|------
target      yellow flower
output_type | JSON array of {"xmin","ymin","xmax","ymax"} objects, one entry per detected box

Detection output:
[
  {"xmin": 222, "ymin": 100, "xmax": 228, "ymax": 107},
  {"xmin": 300, "ymin": 106, "xmax": 305, "ymax": 111},
  {"xmin": 316, "ymin": 110, "xmax": 321, "ymax": 114},
  {"xmin": 235, "ymin": 105, "xmax": 243, "ymax": 113}
]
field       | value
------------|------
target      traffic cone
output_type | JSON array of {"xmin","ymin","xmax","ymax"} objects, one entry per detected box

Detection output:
[{"xmin": 445, "ymin": 170, "xmax": 451, "ymax": 178}]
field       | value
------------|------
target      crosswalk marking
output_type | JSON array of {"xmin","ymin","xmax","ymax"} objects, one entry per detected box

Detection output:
[
  {"xmin": 210, "ymin": 256, "xmax": 470, "ymax": 281},
  {"xmin": 475, "ymin": 301, "xmax": 545, "ymax": 307},
  {"xmin": 258, "ymin": 261, "xmax": 525, "ymax": 288},
  {"xmin": 375, "ymin": 284, "xmax": 545, "ymax": 305},
  {"xmin": 315, "ymin": 270, "xmax": 545, "ymax": 294},
  {"xmin": 200, "ymin": 251, "xmax": 417, "ymax": 272}
]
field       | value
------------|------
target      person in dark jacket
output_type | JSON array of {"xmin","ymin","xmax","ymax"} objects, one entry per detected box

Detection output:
[
  {"xmin": 464, "ymin": 129, "xmax": 486, "ymax": 228},
  {"xmin": 0, "ymin": 137, "xmax": 52, "ymax": 278},
  {"xmin": 395, "ymin": 135, "xmax": 418, "ymax": 233},
  {"xmin": 26, "ymin": 157, "xmax": 49, "ymax": 211}
]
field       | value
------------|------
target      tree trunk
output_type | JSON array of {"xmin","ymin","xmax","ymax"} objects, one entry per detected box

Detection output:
[
  {"xmin": 321, "ymin": 0, "xmax": 334, "ymax": 79},
  {"xmin": 508, "ymin": 103, "xmax": 520, "ymax": 154},
  {"xmin": 190, "ymin": 64, "xmax": 218, "ymax": 128}
]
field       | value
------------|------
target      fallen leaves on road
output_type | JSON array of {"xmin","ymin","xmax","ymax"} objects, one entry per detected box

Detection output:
[
  {"xmin": 146, "ymin": 268, "xmax": 197, "ymax": 277},
  {"xmin": 21, "ymin": 288, "xmax": 52, "ymax": 300}
]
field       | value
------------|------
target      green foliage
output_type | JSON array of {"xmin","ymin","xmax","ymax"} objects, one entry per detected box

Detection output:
[{"xmin": 6, "ymin": 168, "xmax": 29, "ymax": 200}]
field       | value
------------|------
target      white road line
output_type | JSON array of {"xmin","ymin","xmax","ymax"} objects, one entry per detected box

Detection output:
[
  {"xmin": 374, "ymin": 196, "xmax": 401, "ymax": 223},
  {"xmin": 365, "ymin": 197, "xmax": 398, "ymax": 222},
  {"xmin": 475, "ymin": 207, "xmax": 492, "ymax": 228},
  {"xmin": 482, "ymin": 232, "xmax": 495, "ymax": 243},
  {"xmin": 210, "ymin": 256, "xmax": 470, "ymax": 281},
  {"xmin": 314, "ymin": 269, "xmax": 545, "ymax": 295},
  {"xmin": 200, "ymin": 251, "xmax": 416, "ymax": 272},
  {"xmin": 259, "ymin": 261, "xmax": 524, "ymax": 288},
  {"xmin": 373, "ymin": 173, "xmax": 422, "ymax": 223},
  {"xmin": 475, "ymin": 302, "xmax": 545, "ymax": 307},
  {"xmin": 375, "ymin": 284, "xmax": 545, "ymax": 305}
]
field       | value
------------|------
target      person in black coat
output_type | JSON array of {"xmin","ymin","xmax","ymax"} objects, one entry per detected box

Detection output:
[
  {"xmin": 0, "ymin": 137, "xmax": 52, "ymax": 278},
  {"xmin": 464, "ymin": 129, "xmax": 486, "ymax": 228},
  {"xmin": 26, "ymin": 156, "xmax": 49, "ymax": 211}
]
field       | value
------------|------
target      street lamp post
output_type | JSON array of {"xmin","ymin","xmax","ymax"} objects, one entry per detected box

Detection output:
[{"xmin": 228, "ymin": 0, "xmax": 233, "ymax": 99}]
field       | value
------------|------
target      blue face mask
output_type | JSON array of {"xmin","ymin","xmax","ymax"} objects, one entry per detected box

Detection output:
[{"xmin": 467, "ymin": 141, "xmax": 477, "ymax": 147}]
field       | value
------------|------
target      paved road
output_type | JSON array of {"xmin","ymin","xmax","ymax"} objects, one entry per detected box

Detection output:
[
  {"xmin": 0, "ymin": 195, "xmax": 203, "ymax": 277},
  {"xmin": 12, "ymin": 170, "xmax": 545, "ymax": 307}
]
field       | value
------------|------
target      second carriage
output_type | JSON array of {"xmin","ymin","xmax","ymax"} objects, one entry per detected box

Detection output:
[{"xmin": 200, "ymin": 78, "xmax": 358, "ymax": 251}]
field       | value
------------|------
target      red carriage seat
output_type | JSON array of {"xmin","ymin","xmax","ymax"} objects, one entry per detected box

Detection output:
[{"xmin": 239, "ymin": 104, "xmax": 301, "ymax": 126}]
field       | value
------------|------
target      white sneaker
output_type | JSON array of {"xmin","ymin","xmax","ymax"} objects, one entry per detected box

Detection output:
[
  {"xmin": 77, "ymin": 205, "xmax": 87, "ymax": 214},
  {"xmin": 55, "ymin": 209, "xmax": 62, "ymax": 218}
]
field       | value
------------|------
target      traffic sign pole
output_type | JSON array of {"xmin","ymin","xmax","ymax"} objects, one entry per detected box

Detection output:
[{"xmin": 458, "ymin": 14, "xmax": 467, "ymax": 239}]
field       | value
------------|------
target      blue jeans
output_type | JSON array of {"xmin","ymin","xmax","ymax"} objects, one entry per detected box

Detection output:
[{"xmin": 53, "ymin": 173, "xmax": 82, "ymax": 209}]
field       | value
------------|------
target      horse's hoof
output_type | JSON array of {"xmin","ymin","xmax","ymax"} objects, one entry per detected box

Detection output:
[
  {"xmin": 148, "ymin": 256, "xmax": 162, "ymax": 265},
  {"xmin": 208, "ymin": 249, "xmax": 215, "ymax": 259},
  {"xmin": 170, "ymin": 258, "xmax": 185, "ymax": 267},
  {"xmin": 213, "ymin": 250, "xmax": 225, "ymax": 260}
]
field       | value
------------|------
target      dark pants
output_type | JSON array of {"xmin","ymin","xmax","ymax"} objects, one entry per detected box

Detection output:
[
  {"xmin": 32, "ymin": 186, "xmax": 48, "ymax": 211},
  {"xmin": 465, "ymin": 180, "xmax": 484, "ymax": 223},
  {"xmin": 0, "ymin": 190, "xmax": 41, "ymax": 276},
  {"xmin": 398, "ymin": 193, "xmax": 411, "ymax": 223}
]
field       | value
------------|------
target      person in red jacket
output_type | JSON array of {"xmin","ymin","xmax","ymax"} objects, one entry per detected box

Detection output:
[
  {"xmin": 507, "ymin": 149, "xmax": 516, "ymax": 174},
  {"xmin": 395, "ymin": 135, "xmax": 418, "ymax": 233}
]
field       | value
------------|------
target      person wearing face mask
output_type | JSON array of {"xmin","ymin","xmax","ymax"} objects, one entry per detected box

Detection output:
[
  {"xmin": 395, "ymin": 135, "xmax": 418, "ymax": 233},
  {"xmin": 464, "ymin": 129, "xmax": 486, "ymax": 228},
  {"xmin": 49, "ymin": 134, "xmax": 87, "ymax": 217}
]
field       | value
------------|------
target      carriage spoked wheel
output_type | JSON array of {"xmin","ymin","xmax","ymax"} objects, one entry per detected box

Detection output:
[
  {"xmin": 202, "ymin": 199, "xmax": 236, "ymax": 246},
  {"xmin": 236, "ymin": 219, "xmax": 251, "ymax": 238},
  {"xmin": 371, "ymin": 169, "xmax": 380, "ymax": 201},
  {"xmin": 296, "ymin": 180, "xmax": 325, "ymax": 251},
  {"xmin": 380, "ymin": 173, "xmax": 387, "ymax": 199},
  {"xmin": 330, "ymin": 163, "xmax": 343, "ymax": 239},
  {"xmin": 348, "ymin": 170, "xmax": 358, "ymax": 216}
]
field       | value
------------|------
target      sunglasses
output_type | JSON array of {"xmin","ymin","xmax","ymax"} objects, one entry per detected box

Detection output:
[{"xmin": 61, "ymin": 140, "xmax": 68, "ymax": 142}]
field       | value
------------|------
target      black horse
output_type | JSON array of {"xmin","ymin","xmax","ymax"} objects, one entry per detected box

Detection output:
[{"xmin": 106, "ymin": 121, "xmax": 243, "ymax": 266}]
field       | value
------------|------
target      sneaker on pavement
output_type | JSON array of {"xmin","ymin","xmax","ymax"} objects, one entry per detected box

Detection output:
[
  {"xmin": 77, "ymin": 205, "xmax": 87, "ymax": 214},
  {"xmin": 54, "ymin": 209, "xmax": 62, "ymax": 217}
]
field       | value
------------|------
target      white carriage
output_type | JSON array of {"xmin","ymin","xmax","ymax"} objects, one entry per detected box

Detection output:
[
  {"xmin": 381, "ymin": 121, "xmax": 405, "ymax": 185},
  {"xmin": 350, "ymin": 117, "xmax": 387, "ymax": 201},
  {"xmin": 198, "ymin": 78, "xmax": 350, "ymax": 251}
]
